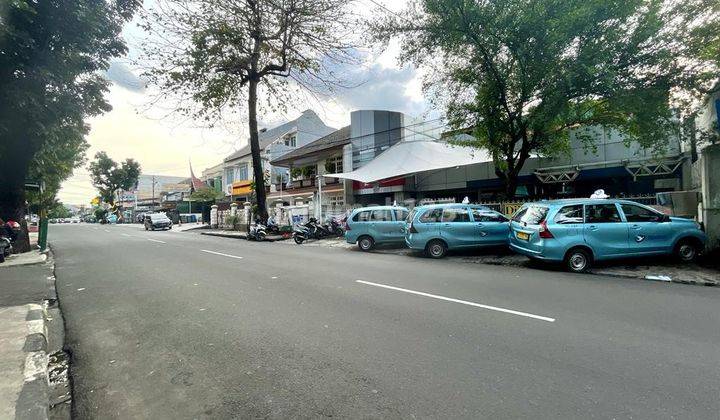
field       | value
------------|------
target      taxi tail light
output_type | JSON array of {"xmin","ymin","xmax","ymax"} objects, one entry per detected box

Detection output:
[{"xmin": 538, "ymin": 220, "xmax": 554, "ymax": 239}]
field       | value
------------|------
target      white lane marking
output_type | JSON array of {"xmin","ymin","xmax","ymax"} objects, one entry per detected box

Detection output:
[
  {"xmin": 201, "ymin": 249, "xmax": 243, "ymax": 259},
  {"xmin": 104, "ymin": 229, "xmax": 110, "ymax": 233},
  {"xmin": 355, "ymin": 280, "xmax": 556, "ymax": 323},
  {"xmin": 121, "ymin": 233, "xmax": 131, "ymax": 237},
  {"xmin": 271, "ymin": 276, "xmax": 278, "ymax": 279},
  {"xmin": 147, "ymin": 238, "xmax": 166, "ymax": 244},
  {"xmin": 77, "ymin": 288, "xmax": 85, "ymax": 291}
]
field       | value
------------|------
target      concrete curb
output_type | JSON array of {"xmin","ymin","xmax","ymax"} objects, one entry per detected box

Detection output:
[
  {"xmin": 14, "ymin": 250, "xmax": 72, "ymax": 420},
  {"xmin": 201, "ymin": 231, "xmax": 289, "ymax": 242},
  {"xmin": 589, "ymin": 269, "xmax": 719, "ymax": 287}
]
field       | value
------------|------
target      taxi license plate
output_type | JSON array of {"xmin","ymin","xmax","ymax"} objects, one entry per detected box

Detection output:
[{"xmin": 516, "ymin": 232, "xmax": 530, "ymax": 241}]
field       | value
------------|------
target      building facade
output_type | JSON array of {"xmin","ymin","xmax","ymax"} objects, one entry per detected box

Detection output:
[{"xmin": 219, "ymin": 109, "xmax": 335, "ymax": 202}]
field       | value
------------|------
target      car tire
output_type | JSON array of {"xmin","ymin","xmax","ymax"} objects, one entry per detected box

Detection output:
[
  {"xmin": 358, "ymin": 235, "xmax": 375, "ymax": 251},
  {"xmin": 425, "ymin": 239, "xmax": 447, "ymax": 259},
  {"xmin": 564, "ymin": 248, "xmax": 592, "ymax": 273},
  {"xmin": 675, "ymin": 239, "xmax": 699, "ymax": 263}
]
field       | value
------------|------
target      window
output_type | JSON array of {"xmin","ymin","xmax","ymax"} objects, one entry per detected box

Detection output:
[
  {"xmin": 585, "ymin": 204, "xmax": 621, "ymax": 223},
  {"xmin": 284, "ymin": 134, "xmax": 297, "ymax": 147},
  {"xmin": 554, "ymin": 205, "xmax": 584, "ymax": 224},
  {"xmin": 371, "ymin": 209, "xmax": 393, "ymax": 221},
  {"xmin": 621, "ymin": 204, "xmax": 663, "ymax": 222},
  {"xmin": 394, "ymin": 209, "xmax": 408, "ymax": 222},
  {"xmin": 472, "ymin": 209, "xmax": 507, "ymax": 222},
  {"xmin": 328, "ymin": 195, "xmax": 344, "ymax": 207},
  {"xmin": 512, "ymin": 205, "xmax": 549, "ymax": 225},
  {"xmin": 352, "ymin": 210, "xmax": 371, "ymax": 222},
  {"xmin": 225, "ymin": 168, "xmax": 234, "ymax": 186},
  {"xmin": 236, "ymin": 165, "xmax": 248, "ymax": 181},
  {"xmin": 442, "ymin": 208, "xmax": 471, "ymax": 222},
  {"xmin": 326, "ymin": 156, "xmax": 343, "ymax": 173},
  {"xmin": 419, "ymin": 208, "xmax": 443, "ymax": 223}
]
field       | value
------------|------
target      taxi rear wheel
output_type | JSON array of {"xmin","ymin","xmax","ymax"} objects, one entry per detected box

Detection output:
[
  {"xmin": 564, "ymin": 248, "xmax": 592, "ymax": 273},
  {"xmin": 425, "ymin": 239, "xmax": 447, "ymax": 259},
  {"xmin": 358, "ymin": 236, "xmax": 375, "ymax": 251}
]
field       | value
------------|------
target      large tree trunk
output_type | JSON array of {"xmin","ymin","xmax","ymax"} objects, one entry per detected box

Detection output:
[
  {"xmin": 0, "ymin": 156, "xmax": 32, "ymax": 253},
  {"xmin": 247, "ymin": 78, "xmax": 269, "ymax": 221},
  {"xmin": 504, "ymin": 172, "xmax": 519, "ymax": 201}
]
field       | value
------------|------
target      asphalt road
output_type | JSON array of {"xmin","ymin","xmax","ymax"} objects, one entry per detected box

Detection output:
[{"xmin": 50, "ymin": 224, "xmax": 720, "ymax": 419}]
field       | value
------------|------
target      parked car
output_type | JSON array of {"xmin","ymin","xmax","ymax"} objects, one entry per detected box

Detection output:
[
  {"xmin": 345, "ymin": 206, "xmax": 409, "ymax": 251},
  {"xmin": 405, "ymin": 203, "xmax": 510, "ymax": 258},
  {"xmin": 508, "ymin": 199, "xmax": 707, "ymax": 273},
  {"xmin": 144, "ymin": 213, "xmax": 172, "ymax": 231}
]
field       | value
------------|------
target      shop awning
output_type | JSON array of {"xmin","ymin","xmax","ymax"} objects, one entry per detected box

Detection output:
[{"xmin": 324, "ymin": 140, "xmax": 491, "ymax": 184}]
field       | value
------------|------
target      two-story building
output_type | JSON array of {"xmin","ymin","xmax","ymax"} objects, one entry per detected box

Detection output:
[{"xmin": 219, "ymin": 109, "xmax": 336, "ymax": 202}]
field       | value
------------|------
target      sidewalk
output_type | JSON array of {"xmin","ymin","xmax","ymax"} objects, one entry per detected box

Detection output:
[
  {"xmin": 0, "ymin": 253, "xmax": 70, "ymax": 419},
  {"xmin": 284, "ymin": 237, "xmax": 719, "ymax": 287}
]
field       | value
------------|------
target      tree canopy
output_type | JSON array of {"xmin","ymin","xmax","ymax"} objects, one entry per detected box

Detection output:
[
  {"xmin": 0, "ymin": 0, "xmax": 139, "ymax": 250},
  {"xmin": 88, "ymin": 152, "xmax": 141, "ymax": 206},
  {"xmin": 189, "ymin": 186, "xmax": 223, "ymax": 202},
  {"xmin": 141, "ymin": 0, "xmax": 359, "ymax": 220},
  {"xmin": 373, "ymin": 0, "xmax": 720, "ymax": 198}
]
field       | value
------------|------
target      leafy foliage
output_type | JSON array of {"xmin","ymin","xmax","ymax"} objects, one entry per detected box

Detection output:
[
  {"xmin": 0, "ymin": 0, "xmax": 138, "ymax": 251},
  {"xmin": 141, "ymin": 0, "xmax": 360, "ymax": 220},
  {"xmin": 189, "ymin": 186, "xmax": 223, "ymax": 202},
  {"xmin": 88, "ymin": 152, "xmax": 141, "ymax": 206},
  {"xmin": 47, "ymin": 203, "xmax": 72, "ymax": 220},
  {"xmin": 373, "ymin": 0, "xmax": 720, "ymax": 198}
]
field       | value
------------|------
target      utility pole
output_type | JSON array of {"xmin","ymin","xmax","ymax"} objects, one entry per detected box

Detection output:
[
  {"xmin": 152, "ymin": 175, "xmax": 156, "ymax": 212},
  {"xmin": 317, "ymin": 174, "xmax": 322, "ymax": 222}
]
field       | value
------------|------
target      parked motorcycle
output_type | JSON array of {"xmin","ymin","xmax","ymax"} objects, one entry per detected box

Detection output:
[
  {"xmin": 247, "ymin": 222, "xmax": 268, "ymax": 241},
  {"xmin": 326, "ymin": 217, "xmax": 344, "ymax": 237},
  {"xmin": 265, "ymin": 217, "xmax": 281, "ymax": 235},
  {"xmin": 292, "ymin": 218, "xmax": 323, "ymax": 244},
  {"xmin": 0, "ymin": 220, "xmax": 20, "ymax": 263}
]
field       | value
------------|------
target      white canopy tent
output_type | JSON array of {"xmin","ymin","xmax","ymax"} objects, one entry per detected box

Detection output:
[{"xmin": 324, "ymin": 140, "xmax": 492, "ymax": 183}]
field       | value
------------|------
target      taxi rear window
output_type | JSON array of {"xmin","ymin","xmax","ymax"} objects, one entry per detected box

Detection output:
[{"xmin": 512, "ymin": 205, "xmax": 548, "ymax": 225}]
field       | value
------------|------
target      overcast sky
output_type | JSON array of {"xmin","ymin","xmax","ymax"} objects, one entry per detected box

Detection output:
[{"xmin": 58, "ymin": 0, "xmax": 434, "ymax": 205}]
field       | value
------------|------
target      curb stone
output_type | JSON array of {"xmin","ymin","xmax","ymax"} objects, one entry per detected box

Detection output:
[{"xmin": 14, "ymin": 249, "xmax": 72, "ymax": 420}]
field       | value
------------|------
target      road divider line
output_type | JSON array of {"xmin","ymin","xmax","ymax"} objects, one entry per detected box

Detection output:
[
  {"xmin": 201, "ymin": 250, "xmax": 243, "ymax": 259},
  {"xmin": 355, "ymin": 280, "xmax": 556, "ymax": 323},
  {"xmin": 121, "ymin": 233, "xmax": 131, "ymax": 237},
  {"xmin": 147, "ymin": 238, "xmax": 166, "ymax": 244}
]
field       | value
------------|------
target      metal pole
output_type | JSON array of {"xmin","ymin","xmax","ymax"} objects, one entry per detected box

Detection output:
[
  {"xmin": 317, "ymin": 174, "xmax": 322, "ymax": 222},
  {"xmin": 152, "ymin": 175, "xmax": 156, "ymax": 212}
]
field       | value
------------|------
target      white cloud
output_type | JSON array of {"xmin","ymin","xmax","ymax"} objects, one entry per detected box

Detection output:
[{"xmin": 59, "ymin": 0, "xmax": 440, "ymax": 205}]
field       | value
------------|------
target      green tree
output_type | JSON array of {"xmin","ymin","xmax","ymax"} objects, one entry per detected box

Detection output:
[
  {"xmin": 0, "ymin": 0, "xmax": 139, "ymax": 251},
  {"xmin": 47, "ymin": 202, "xmax": 72, "ymax": 220},
  {"xmin": 88, "ymin": 152, "xmax": 141, "ymax": 208},
  {"xmin": 373, "ymin": 0, "xmax": 720, "ymax": 198},
  {"xmin": 189, "ymin": 186, "xmax": 223, "ymax": 202},
  {"xmin": 141, "ymin": 0, "xmax": 358, "ymax": 221}
]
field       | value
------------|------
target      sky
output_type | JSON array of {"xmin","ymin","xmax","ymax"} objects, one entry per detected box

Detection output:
[{"xmin": 57, "ymin": 0, "xmax": 433, "ymax": 205}]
